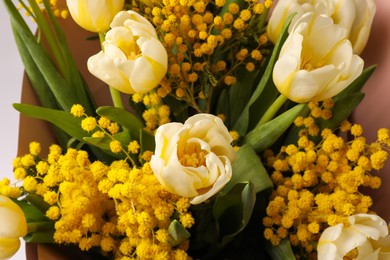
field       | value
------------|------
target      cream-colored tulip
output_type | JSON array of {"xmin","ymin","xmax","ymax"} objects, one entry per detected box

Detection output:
[
  {"xmin": 66, "ymin": 0, "xmax": 125, "ymax": 32},
  {"xmin": 317, "ymin": 214, "xmax": 390, "ymax": 260},
  {"xmin": 88, "ymin": 11, "xmax": 168, "ymax": 94},
  {"xmin": 267, "ymin": 0, "xmax": 376, "ymax": 54},
  {"xmin": 349, "ymin": 0, "xmax": 376, "ymax": 54},
  {"xmin": 150, "ymin": 114, "xmax": 237, "ymax": 205},
  {"xmin": 0, "ymin": 195, "xmax": 27, "ymax": 259},
  {"xmin": 273, "ymin": 12, "xmax": 364, "ymax": 103}
]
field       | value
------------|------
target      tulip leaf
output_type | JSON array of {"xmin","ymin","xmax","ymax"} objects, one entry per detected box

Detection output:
[
  {"xmin": 168, "ymin": 220, "xmax": 191, "ymax": 247},
  {"xmin": 24, "ymin": 230, "xmax": 55, "ymax": 243},
  {"xmin": 13, "ymin": 103, "xmax": 88, "ymax": 141},
  {"xmin": 11, "ymin": 27, "xmax": 59, "ymax": 110},
  {"xmin": 316, "ymin": 92, "xmax": 365, "ymax": 133},
  {"xmin": 245, "ymin": 103, "xmax": 306, "ymax": 152},
  {"xmin": 217, "ymin": 67, "xmax": 264, "ymax": 129},
  {"xmin": 140, "ymin": 129, "xmax": 156, "ymax": 155},
  {"xmin": 266, "ymin": 239, "xmax": 295, "ymax": 260},
  {"xmin": 96, "ymin": 106, "xmax": 144, "ymax": 140},
  {"xmin": 334, "ymin": 65, "xmax": 376, "ymax": 101},
  {"xmin": 12, "ymin": 197, "xmax": 55, "ymax": 243},
  {"xmin": 223, "ymin": 143, "xmax": 273, "ymax": 194},
  {"xmin": 233, "ymin": 13, "xmax": 296, "ymax": 135},
  {"xmin": 83, "ymin": 131, "xmax": 131, "ymax": 159},
  {"xmin": 4, "ymin": 0, "xmax": 95, "ymax": 114},
  {"xmin": 213, "ymin": 182, "xmax": 256, "ymax": 247},
  {"xmin": 12, "ymin": 198, "xmax": 48, "ymax": 223}
]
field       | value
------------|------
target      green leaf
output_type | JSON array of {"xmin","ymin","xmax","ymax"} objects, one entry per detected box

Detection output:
[
  {"xmin": 223, "ymin": 144, "xmax": 273, "ymax": 194},
  {"xmin": 13, "ymin": 103, "xmax": 87, "ymax": 141},
  {"xmin": 24, "ymin": 230, "xmax": 55, "ymax": 243},
  {"xmin": 213, "ymin": 182, "xmax": 256, "ymax": 246},
  {"xmin": 26, "ymin": 194, "xmax": 51, "ymax": 213},
  {"xmin": 266, "ymin": 239, "xmax": 296, "ymax": 260},
  {"xmin": 83, "ymin": 131, "xmax": 131, "ymax": 159},
  {"xmin": 217, "ymin": 67, "xmax": 264, "ymax": 129},
  {"xmin": 12, "ymin": 198, "xmax": 55, "ymax": 243},
  {"xmin": 245, "ymin": 104, "xmax": 306, "ymax": 152},
  {"xmin": 4, "ymin": 0, "xmax": 95, "ymax": 114},
  {"xmin": 334, "ymin": 65, "xmax": 376, "ymax": 102},
  {"xmin": 140, "ymin": 129, "xmax": 155, "ymax": 155},
  {"xmin": 11, "ymin": 26, "xmax": 58, "ymax": 110},
  {"xmin": 12, "ymin": 198, "xmax": 47, "ymax": 223},
  {"xmin": 233, "ymin": 13, "xmax": 296, "ymax": 135},
  {"xmin": 316, "ymin": 92, "xmax": 364, "ymax": 133},
  {"xmin": 96, "ymin": 106, "xmax": 144, "ymax": 140},
  {"xmin": 168, "ymin": 220, "xmax": 191, "ymax": 247}
]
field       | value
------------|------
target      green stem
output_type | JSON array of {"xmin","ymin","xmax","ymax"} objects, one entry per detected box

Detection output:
[
  {"xmin": 110, "ymin": 87, "xmax": 125, "ymax": 108},
  {"xmin": 257, "ymin": 94, "xmax": 288, "ymax": 126},
  {"xmin": 257, "ymin": 5, "xmax": 270, "ymax": 33},
  {"xmin": 27, "ymin": 221, "xmax": 54, "ymax": 233},
  {"xmin": 98, "ymin": 32, "xmax": 125, "ymax": 109}
]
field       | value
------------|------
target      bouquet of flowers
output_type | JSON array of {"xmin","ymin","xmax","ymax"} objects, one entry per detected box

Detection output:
[{"xmin": 1, "ymin": 0, "xmax": 389, "ymax": 259}]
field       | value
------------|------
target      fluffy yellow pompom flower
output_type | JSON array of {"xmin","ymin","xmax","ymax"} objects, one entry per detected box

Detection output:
[{"xmin": 66, "ymin": 0, "xmax": 125, "ymax": 32}]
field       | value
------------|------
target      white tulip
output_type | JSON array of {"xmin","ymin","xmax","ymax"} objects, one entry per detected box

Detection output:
[
  {"xmin": 272, "ymin": 12, "xmax": 364, "ymax": 103},
  {"xmin": 88, "ymin": 11, "xmax": 168, "ymax": 94},
  {"xmin": 349, "ymin": 0, "xmax": 376, "ymax": 54},
  {"xmin": 0, "ymin": 195, "xmax": 27, "ymax": 259},
  {"xmin": 150, "ymin": 114, "xmax": 237, "ymax": 205},
  {"xmin": 66, "ymin": 0, "xmax": 125, "ymax": 32},
  {"xmin": 318, "ymin": 214, "xmax": 390, "ymax": 260},
  {"xmin": 267, "ymin": 0, "xmax": 376, "ymax": 54}
]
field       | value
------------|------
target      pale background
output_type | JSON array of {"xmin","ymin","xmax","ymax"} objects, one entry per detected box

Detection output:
[{"xmin": 0, "ymin": 2, "xmax": 35, "ymax": 259}]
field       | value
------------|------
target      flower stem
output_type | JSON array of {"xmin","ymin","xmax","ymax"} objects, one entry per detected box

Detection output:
[
  {"xmin": 257, "ymin": 95, "xmax": 288, "ymax": 126},
  {"xmin": 98, "ymin": 32, "xmax": 125, "ymax": 109}
]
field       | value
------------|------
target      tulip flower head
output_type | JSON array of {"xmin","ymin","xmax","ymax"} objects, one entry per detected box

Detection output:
[
  {"xmin": 272, "ymin": 12, "xmax": 364, "ymax": 103},
  {"xmin": 317, "ymin": 214, "xmax": 390, "ymax": 260},
  {"xmin": 66, "ymin": 0, "xmax": 125, "ymax": 33},
  {"xmin": 88, "ymin": 11, "xmax": 168, "ymax": 94},
  {"xmin": 150, "ymin": 114, "xmax": 237, "ymax": 205},
  {"xmin": 267, "ymin": 0, "xmax": 376, "ymax": 54},
  {"xmin": 0, "ymin": 195, "xmax": 27, "ymax": 259}
]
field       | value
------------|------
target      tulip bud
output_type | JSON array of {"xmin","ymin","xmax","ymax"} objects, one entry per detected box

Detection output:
[
  {"xmin": 66, "ymin": 0, "xmax": 125, "ymax": 32},
  {"xmin": 0, "ymin": 195, "xmax": 27, "ymax": 259}
]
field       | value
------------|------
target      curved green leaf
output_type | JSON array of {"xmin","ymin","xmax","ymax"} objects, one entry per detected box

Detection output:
[
  {"xmin": 13, "ymin": 103, "xmax": 87, "ymax": 140},
  {"xmin": 233, "ymin": 13, "xmax": 296, "ymax": 135},
  {"xmin": 266, "ymin": 239, "xmax": 296, "ymax": 260},
  {"xmin": 96, "ymin": 106, "xmax": 144, "ymax": 140},
  {"xmin": 168, "ymin": 220, "xmax": 191, "ymax": 247},
  {"xmin": 213, "ymin": 182, "xmax": 256, "ymax": 247},
  {"xmin": 245, "ymin": 104, "xmax": 306, "ymax": 153},
  {"xmin": 223, "ymin": 143, "xmax": 273, "ymax": 194}
]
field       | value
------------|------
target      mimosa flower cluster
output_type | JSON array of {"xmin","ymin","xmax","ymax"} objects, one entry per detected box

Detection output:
[
  {"xmin": 135, "ymin": 0, "xmax": 274, "ymax": 112},
  {"xmin": 10, "ymin": 142, "xmax": 193, "ymax": 259},
  {"xmin": 262, "ymin": 100, "xmax": 390, "ymax": 256}
]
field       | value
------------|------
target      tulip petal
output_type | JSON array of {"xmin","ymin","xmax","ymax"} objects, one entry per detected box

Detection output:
[
  {"xmin": 87, "ymin": 51, "xmax": 134, "ymax": 94},
  {"xmin": 0, "ymin": 196, "xmax": 27, "ymax": 238},
  {"xmin": 140, "ymin": 37, "xmax": 168, "ymax": 70},
  {"xmin": 0, "ymin": 237, "xmax": 21, "ymax": 259}
]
